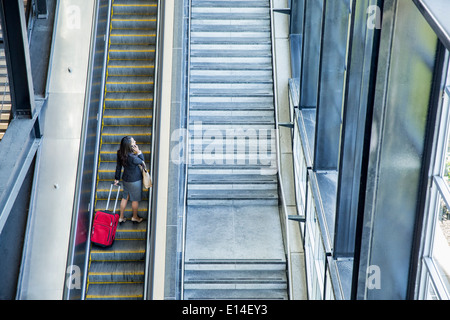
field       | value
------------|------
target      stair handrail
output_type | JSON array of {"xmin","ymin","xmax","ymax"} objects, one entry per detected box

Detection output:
[
  {"xmin": 179, "ymin": 0, "xmax": 193, "ymax": 300},
  {"xmin": 269, "ymin": 0, "xmax": 293, "ymax": 299}
]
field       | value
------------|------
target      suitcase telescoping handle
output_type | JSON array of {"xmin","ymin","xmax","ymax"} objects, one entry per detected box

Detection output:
[{"xmin": 105, "ymin": 183, "xmax": 120, "ymax": 213}]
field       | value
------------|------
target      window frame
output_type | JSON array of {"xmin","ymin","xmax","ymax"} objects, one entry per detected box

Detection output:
[{"xmin": 418, "ymin": 50, "xmax": 450, "ymax": 300}]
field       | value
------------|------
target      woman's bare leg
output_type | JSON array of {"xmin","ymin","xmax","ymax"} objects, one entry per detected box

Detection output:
[
  {"xmin": 131, "ymin": 201, "xmax": 143, "ymax": 222},
  {"xmin": 119, "ymin": 195, "xmax": 129, "ymax": 221}
]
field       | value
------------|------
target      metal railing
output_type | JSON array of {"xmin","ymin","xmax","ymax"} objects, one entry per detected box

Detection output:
[
  {"xmin": 79, "ymin": 0, "xmax": 113, "ymax": 300},
  {"xmin": 269, "ymin": 0, "xmax": 293, "ymax": 299},
  {"xmin": 143, "ymin": 0, "xmax": 162, "ymax": 300},
  {"xmin": 62, "ymin": 0, "xmax": 112, "ymax": 300},
  {"xmin": 179, "ymin": 0, "xmax": 193, "ymax": 300}
]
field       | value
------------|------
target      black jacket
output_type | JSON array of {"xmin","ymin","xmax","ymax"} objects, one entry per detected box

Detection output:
[{"xmin": 115, "ymin": 152, "xmax": 145, "ymax": 182}]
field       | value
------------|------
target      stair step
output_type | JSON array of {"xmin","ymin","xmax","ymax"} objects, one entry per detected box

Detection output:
[
  {"xmin": 90, "ymin": 239, "xmax": 146, "ymax": 261},
  {"xmin": 188, "ymin": 182, "xmax": 277, "ymax": 191},
  {"xmin": 191, "ymin": 8, "xmax": 270, "ymax": 21},
  {"xmin": 191, "ymin": 44, "xmax": 271, "ymax": 57},
  {"xmin": 107, "ymin": 60, "xmax": 154, "ymax": 76},
  {"xmin": 100, "ymin": 142, "xmax": 151, "ymax": 162},
  {"xmin": 191, "ymin": 57, "xmax": 272, "ymax": 70},
  {"xmin": 189, "ymin": 145, "xmax": 275, "ymax": 156},
  {"xmin": 185, "ymin": 270, "xmax": 286, "ymax": 281},
  {"xmin": 86, "ymin": 283, "xmax": 144, "ymax": 300},
  {"xmin": 190, "ymin": 82, "xmax": 274, "ymax": 97},
  {"xmin": 191, "ymin": 0, "xmax": 270, "ymax": 8},
  {"xmin": 95, "ymin": 180, "xmax": 150, "ymax": 197},
  {"xmin": 185, "ymin": 259, "xmax": 286, "ymax": 271},
  {"xmin": 184, "ymin": 270, "xmax": 287, "ymax": 290},
  {"xmin": 112, "ymin": 0, "xmax": 158, "ymax": 15},
  {"xmin": 94, "ymin": 200, "xmax": 150, "ymax": 219},
  {"xmin": 187, "ymin": 189, "xmax": 278, "ymax": 200},
  {"xmin": 109, "ymin": 29, "xmax": 156, "ymax": 45},
  {"xmin": 106, "ymin": 75, "xmax": 154, "ymax": 93},
  {"xmin": 191, "ymin": 22, "xmax": 269, "ymax": 33},
  {"xmin": 188, "ymin": 154, "xmax": 276, "ymax": 166},
  {"xmin": 108, "ymin": 44, "xmax": 156, "ymax": 60},
  {"xmin": 190, "ymin": 69, "xmax": 273, "ymax": 83},
  {"xmin": 88, "ymin": 261, "xmax": 145, "ymax": 282},
  {"xmin": 111, "ymin": 15, "xmax": 157, "ymax": 30},
  {"xmin": 188, "ymin": 173, "xmax": 277, "ymax": 184},
  {"xmin": 188, "ymin": 199, "xmax": 279, "ymax": 206},
  {"xmin": 116, "ymin": 221, "xmax": 147, "ymax": 240},
  {"xmin": 189, "ymin": 111, "xmax": 275, "ymax": 124},
  {"xmin": 99, "ymin": 124, "xmax": 152, "ymax": 144},
  {"xmin": 184, "ymin": 289, "xmax": 287, "ymax": 300}
]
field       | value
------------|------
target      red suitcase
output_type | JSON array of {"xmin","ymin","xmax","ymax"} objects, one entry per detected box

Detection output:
[{"xmin": 91, "ymin": 184, "xmax": 120, "ymax": 247}]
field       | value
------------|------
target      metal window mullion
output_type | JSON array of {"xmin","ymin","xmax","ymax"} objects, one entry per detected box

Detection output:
[{"xmin": 423, "ymin": 256, "xmax": 450, "ymax": 300}]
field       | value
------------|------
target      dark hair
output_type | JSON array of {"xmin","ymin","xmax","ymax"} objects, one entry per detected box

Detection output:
[{"xmin": 118, "ymin": 136, "xmax": 133, "ymax": 166}]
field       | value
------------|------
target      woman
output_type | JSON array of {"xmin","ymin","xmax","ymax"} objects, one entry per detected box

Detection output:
[{"xmin": 114, "ymin": 136, "xmax": 145, "ymax": 223}]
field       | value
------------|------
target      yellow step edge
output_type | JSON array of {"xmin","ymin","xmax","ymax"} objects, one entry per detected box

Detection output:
[
  {"xmin": 107, "ymin": 81, "xmax": 154, "ymax": 84},
  {"xmin": 106, "ymin": 73, "xmax": 154, "ymax": 76},
  {"xmin": 103, "ymin": 115, "xmax": 153, "ymax": 118},
  {"xmin": 112, "ymin": 18, "xmax": 157, "ymax": 21},
  {"xmin": 105, "ymin": 91, "xmax": 153, "ymax": 94},
  {"xmin": 104, "ymin": 98, "xmax": 153, "ymax": 101},
  {"xmin": 110, "ymin": 34, "xmax": 156, "ymax": 37},
  {"xmin": 86, "ymin": 295, "xmax": 143, "ymax": 299},
  {"xmin": 89, "ymin": 271, "xmax": 144, "ymax": 275},
  {"xmin": 88, "ymin": 281, "xmax": 144, "ymax": 285},
  {"xmin": 109, "ymin": 49, "xmax": 155, "ymax": 52},
  {"xmin": 100, "ymin": 151, "xmax": 151, "ymax": 154},
  {"xmin": 101, "ymin": 133, "xmax": 151, "ymax": 136},
  {"xmin": 108, "ymin": 65, "xmax": 154, "ymax": 68},
  {"xmin": 91, "ymin": 250, "xmax": 145, "ymax": 254},
  {"xmin": 95, "ymin": 208, "xmax": 148, "ymax": 212},
  {"xmin": 88, "ymin": 281, "xmax": 144, "ymax": 284},
  {"xmin": 113, "ymin": 4, "xmax": 157, "ymax": 6}
]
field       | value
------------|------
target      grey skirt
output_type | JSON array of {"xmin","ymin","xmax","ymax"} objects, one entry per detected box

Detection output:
[{"xmin": 122, "ymin": 179, "xmax": 142, "ymax": 202}]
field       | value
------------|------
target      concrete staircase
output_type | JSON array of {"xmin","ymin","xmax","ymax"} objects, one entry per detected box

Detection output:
[
  {"xmin": 184, "ymin": 0, "xmax": 287, "ymax": 300},
  {"xmin": 86, "ymin": 0, "xmax": 157, "ymax": 300}
]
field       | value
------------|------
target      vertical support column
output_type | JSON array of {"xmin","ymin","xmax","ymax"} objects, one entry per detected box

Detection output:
[
  {"xmin": 334, "ymin": 0, "xmax": 380, "ymax": 258},
  {"xmin": 313, "ymin": 0, "xmax": 351, "ymax": 171},
  {"xmin": 0, "ymin": 0, "xmax": 35, "ymax": 119},
  {"xmin": 299, "ymin": 0, "xmax": 323, "ymax": 109}
]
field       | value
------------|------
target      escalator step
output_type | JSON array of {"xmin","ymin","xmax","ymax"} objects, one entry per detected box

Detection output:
[{"xmin": 86, "ymin": 283, "xmax": 144, "ymax": 300}]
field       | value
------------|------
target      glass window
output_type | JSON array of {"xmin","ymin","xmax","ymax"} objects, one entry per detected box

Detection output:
[
  {"xmin": 293, "ymin": 119, "xmax": 307, "ymax": 218},
  {"xmin": 420, "ymin": 51, "xmax": 450, "ymax": 300},
  {"xmin": 432, "ymin": 192, "xmax": 450, "ymax": 292},
  {"xmin": 425, "ymin": 274, "xmax": 439, "ymax": 300}
]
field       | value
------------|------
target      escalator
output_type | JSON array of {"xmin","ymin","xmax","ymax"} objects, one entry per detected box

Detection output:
[{"xmin": 85, "ymin": 0, "xmax": 157, "ymax": 300}]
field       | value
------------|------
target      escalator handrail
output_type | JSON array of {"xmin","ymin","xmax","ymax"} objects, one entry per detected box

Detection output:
[
  {"xmin": 80, "ymin": 0, "xmax": 113, "ymax": 300},
  {"xmin": 143, "ymin": 0, "xmax": 162, "ymax": 300}
]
